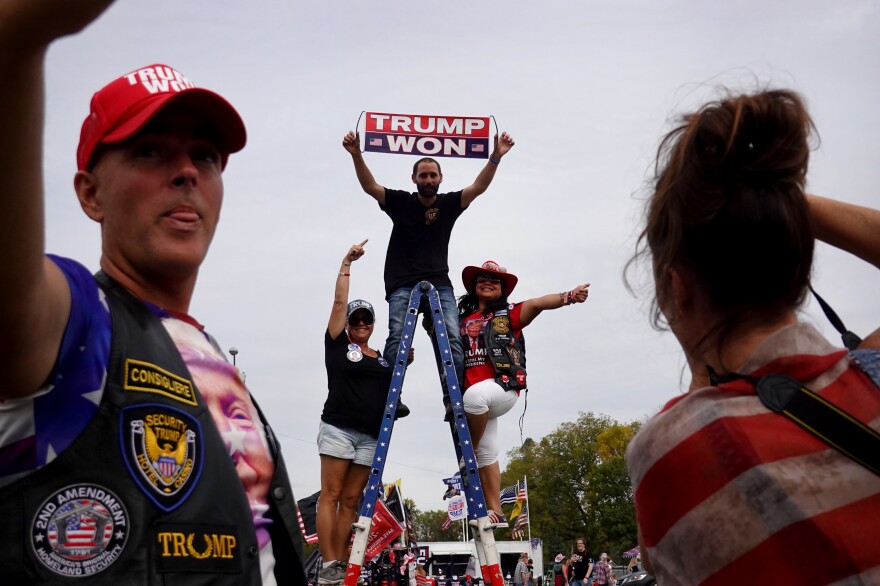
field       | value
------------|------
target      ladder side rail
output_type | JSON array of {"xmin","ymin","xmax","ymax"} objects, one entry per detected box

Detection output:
[
  {"xmin": 424, "ymin": 283, "xmax": 505, "ymax": 586},
  {"xmin": 345, "ymin": 286, "xmax": 424, "ymax": 586}
]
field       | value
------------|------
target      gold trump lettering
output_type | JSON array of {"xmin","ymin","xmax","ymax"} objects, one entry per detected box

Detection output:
[
  {"xmin": 124, "ymin": 359, "xmax": 197, "ymax": 406},
  {"xmin": 157, "ymin": 532, "xmax": 237, "ymax": 559}
]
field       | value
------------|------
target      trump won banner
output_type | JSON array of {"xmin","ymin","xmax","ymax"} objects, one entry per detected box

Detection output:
[{"xmin": 363, "ymin": 112, "xmax": 490, "ymax": 159}]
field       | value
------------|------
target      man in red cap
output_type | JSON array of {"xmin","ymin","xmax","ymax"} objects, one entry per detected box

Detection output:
[{"xmin": 0, "ymin": 2, "xmax": 306, "ymax": 584}]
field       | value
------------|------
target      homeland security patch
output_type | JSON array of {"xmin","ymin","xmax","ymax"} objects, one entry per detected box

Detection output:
[
  {"xmin": 31, "ymin": 484, "xmax": 129, "ymax": 578},
  {"xmin": 121, "ymin": 405, "xmax": 203, "ymax": 511}
]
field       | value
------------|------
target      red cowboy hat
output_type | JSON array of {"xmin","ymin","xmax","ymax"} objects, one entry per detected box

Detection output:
[{"xmin": 462, "ymin": 260, "xmax": 518, "ymax": 295}]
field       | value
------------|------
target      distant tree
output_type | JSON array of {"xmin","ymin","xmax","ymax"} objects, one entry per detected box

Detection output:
[
  {"xmin": 499, "ymin": 412, "xmax": 640, "ymax": 559},
  {"xmin": 411, "ymin": 502, "xmax": 463, "ymax": 543}
]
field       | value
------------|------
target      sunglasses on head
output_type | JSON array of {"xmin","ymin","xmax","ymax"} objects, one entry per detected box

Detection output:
[
  {"xmin": 476, "ymin": 274, "xmax": 502, "ymax": 285},
  {"xmin": 348, "ymin": 312, "xmax": 374, "ymax": 326}
]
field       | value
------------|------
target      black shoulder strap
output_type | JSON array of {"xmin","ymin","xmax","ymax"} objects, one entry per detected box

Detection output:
[
  {"xmin": 709, "ymin": 367, "xmax": 880, "ymax": 477},
  {"xmin": 810, "ymin": 286, "xmax": 862, "ymax": 351}
]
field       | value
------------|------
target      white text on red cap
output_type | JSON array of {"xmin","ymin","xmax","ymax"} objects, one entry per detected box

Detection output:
[{"xmin": 123, "ymin": 66, "xmax": 195, "ymax": 95}]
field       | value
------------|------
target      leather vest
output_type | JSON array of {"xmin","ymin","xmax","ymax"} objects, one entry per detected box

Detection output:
[
  {"xmin": 484, "ymin": 306, "xmax": 527, "ymax": 392},
  {"xmin": 0, "ymin": 273, "xmax": 305, "ymax": 585}
]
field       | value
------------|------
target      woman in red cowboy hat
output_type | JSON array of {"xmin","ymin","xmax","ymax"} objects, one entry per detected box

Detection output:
[{"xmin": 457, "ymin": 260, "xmax": 590, "ymax": 525}]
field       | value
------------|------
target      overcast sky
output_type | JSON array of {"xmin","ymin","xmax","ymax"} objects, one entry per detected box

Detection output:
[{"xmin": 42, "ymin": 0, "xmax": 879, "ymax": 514}]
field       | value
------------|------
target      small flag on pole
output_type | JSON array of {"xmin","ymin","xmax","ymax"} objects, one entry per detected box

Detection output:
[{"xmin": 500, "ymin": 482, "xmax": 519, "ymax": 506}]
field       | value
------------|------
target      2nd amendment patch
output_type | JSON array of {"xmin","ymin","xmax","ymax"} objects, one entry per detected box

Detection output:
[
  {"xmin": 124, "ymin": 359, "xmax": 197, "ymax": 406},
  {"xmin": 154, "ymin": 523, "xmax": 243, "ymax": 574}
]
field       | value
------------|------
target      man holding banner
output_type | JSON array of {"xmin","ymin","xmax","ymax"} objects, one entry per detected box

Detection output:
[{"xmin": 341, "ymin": 127, "xmax": 515, "ymax": 416}]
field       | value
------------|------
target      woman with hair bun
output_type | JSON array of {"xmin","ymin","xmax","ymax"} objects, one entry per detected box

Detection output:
[{"xmin": 625, "ymin": 89, "xmax": 880, "ymax": 583}]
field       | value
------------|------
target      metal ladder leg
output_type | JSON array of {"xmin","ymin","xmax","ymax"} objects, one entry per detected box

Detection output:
[
  {"xmin": 344, "ymin": 282, "xmax": 504, "ymax": 586},
  {"xmin": 344, "ymin": 286, "xmax": 423, "ymax": 586},
  {"xmin": 422, "ymin": 283, "xmax": 505, "ymax": 586}
]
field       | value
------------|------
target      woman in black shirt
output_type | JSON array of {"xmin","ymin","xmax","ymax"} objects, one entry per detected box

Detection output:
[{"xmin": 317, "ymin": 241, "xmax": 393, "ymax": 585}]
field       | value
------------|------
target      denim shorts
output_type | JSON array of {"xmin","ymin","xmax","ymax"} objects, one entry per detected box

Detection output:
[{"xmin": 317, "ymin": 421, "xmax": 377, "ymax": 466}]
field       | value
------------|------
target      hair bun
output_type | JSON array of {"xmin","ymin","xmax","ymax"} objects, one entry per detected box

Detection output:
[{"xmin": 692, "ymin": 90, "xmax": 813, "ymax": 189}]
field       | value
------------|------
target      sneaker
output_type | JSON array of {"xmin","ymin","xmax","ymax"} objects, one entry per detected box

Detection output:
[
  {"xmin": 395, "ymin": 402, "xmax": 410, "ymax": 420},
  {"xmin": 318, "ymin": 561, "xmax": 347, "ymax": 585},
  {"xmin": 487, "ymin": 510, "xmax": 508, "ymax": 528}
]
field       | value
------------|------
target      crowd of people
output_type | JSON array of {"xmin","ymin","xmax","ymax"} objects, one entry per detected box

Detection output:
[{"xmin": 1, "ymin": 1, "xmax": 877, "ymax": 585}]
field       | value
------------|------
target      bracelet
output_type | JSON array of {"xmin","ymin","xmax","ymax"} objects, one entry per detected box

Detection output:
[
  {"xmin": 338, "ymin": 272, "xmax": 350, "ymax": 277},
  {"xmin": 560, "ymin": 291, "xmax": 570, "ymax": 305},
  {"xmin": 489, "ymin": 157, "xmax": 500, "ymax": 165},
  {"xmin": 343, "ymin": 261, "xmax": 351, "ymax": 267}
]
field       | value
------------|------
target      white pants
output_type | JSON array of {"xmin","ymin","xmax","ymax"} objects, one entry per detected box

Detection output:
[{"xmin": 463, "ymin": 378, "xmax": 519, "ymax": 466}]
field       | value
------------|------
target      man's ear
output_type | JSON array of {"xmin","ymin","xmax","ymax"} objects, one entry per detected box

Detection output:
[
  {"xmin": 74, "ymin": 170, "xmax": 104, "ymax": 222},
  {"xmin": 411, "ymin": 173, "xmax": 417, "ymax": 184}
]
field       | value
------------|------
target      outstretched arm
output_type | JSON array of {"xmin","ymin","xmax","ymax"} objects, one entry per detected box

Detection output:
[
  {"xmin": 0, "ymin": 0, "xmax": 115, "ymax": 400},
  {"xmin": 328, "ymin": 240, "xmax": 368, "ymax": 339},
  {"xmin": 342, "ymin": 130, "xmax": 386, "ymax": 205},
  {"xmin": 519, "ymin": 283, "xmax": 590, "ymax": 328},
  {"xmin": 461, "ymin": 131, "xmax": 515, "ymax": 207}
]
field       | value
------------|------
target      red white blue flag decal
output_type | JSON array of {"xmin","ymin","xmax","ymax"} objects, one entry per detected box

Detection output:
[{"xmin": 364, "ymin": 112, "xmax": 490, "ymax": 159}]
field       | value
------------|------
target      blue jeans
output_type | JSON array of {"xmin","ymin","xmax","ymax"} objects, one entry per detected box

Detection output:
[{"xmin": 384, "ymin": 285, "xmax": 464, "ymax": 394}]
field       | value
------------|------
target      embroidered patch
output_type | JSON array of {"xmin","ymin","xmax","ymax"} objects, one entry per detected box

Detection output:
[
  {"xmin": 120, "ymin": 405, "xmax": 203, "ymax": 512},
  {"xmin": 491, "ymin": 315, "xmax": 510, "ymax": 334},
  {"xmin": 154, "ymin": 523, "xmax": 243, "ymax": 574},
  {"xmin": 509, "ymin": 347, "xmax": 522, "ymax": 366},
  {"xmin": 124, "ymin": 358, "xmax": 197, "ymax": 406},
  {"xmin": 424, "ymin": 207, "xmax": 439, "ymax": 225},
  {"xmin": 31, "ymin": 484, "xmax": 129, "ymax": 577}
]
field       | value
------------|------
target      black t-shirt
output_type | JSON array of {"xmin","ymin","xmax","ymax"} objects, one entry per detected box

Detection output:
[
  {"xmin": 569, "ymin": 551, "xmax": 594, "ymax": 579},
  {"xmin": 380, "ymin": 188, "xmax": 466, "ymax": 297},
  {"xmin": 322, "ymin": 329, "xmax": 393, "ymax": 436}
]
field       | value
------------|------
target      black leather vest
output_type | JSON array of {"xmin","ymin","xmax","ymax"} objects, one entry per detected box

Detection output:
[
  {"xmin": 0, "ymin": 273, "xmax": 305, "ymax": 585},
  {"xmin": 484, "ymin": 306, "xmax": 527, "ymax": 392}
]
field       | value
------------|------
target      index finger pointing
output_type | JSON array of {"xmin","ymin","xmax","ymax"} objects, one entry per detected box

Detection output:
[{"xmin": 358, "ymin": 239, "xmax": 368, "ymax": 247}]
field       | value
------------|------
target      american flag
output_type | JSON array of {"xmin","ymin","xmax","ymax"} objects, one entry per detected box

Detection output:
[
  {"xmin": 500, "ymin": 481, "xmax": 519, "ymax": 505},
  {"xmin": 370, "ymin": 138, "xmax": 383, "ymax": 146},
  {"xmin": 511, "ymin": 503, "xmax": 529, "ymax": 539},
  {"xmin": 441, "ymin": 516, "xmax": 453, "ymax": 531},
  {"xmin": 510, "ymin": 477, "xmax": 528, "ymax": 520},
  {"xmin": 48, "ymin": 501, "xmax": 114, "ymax": 551},
  {"xmin": 472, "ymin": 143, "xmax": 485, "ymax": 153}
]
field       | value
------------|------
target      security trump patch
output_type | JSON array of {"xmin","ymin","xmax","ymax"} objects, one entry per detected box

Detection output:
[{"xmin": 121, "ymin": 405, "xmax": 203, "ymax": 511}]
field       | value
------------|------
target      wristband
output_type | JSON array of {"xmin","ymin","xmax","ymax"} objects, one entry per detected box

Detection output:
[
  {"xmin": 489, "ymin": 157, "xmax": 500, "ymax": 165},
  {"xmin": 338, "ymin": 272, "xmax": 350, "ymax": 277},
  {"xmin": 343, "ymin": 261, "xmax": 351, "ymax": 267}
]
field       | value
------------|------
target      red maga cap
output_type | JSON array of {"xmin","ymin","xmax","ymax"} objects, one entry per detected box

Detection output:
[{"xmin": 77, "ymin": 64, "xmax": 246, "ymax": 170}]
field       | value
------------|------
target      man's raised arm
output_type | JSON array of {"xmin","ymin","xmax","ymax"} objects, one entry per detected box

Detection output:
[
  {"xmin": 461, "ymin": 131, "xmax": 515, "ymax": 207},
  {"xmin": 342, "ymin": 130, "xmax": 386, "ymax": 205},
  {"xmin": 0, "ymin": 0, "xmax": 115, "ymax": 399}
]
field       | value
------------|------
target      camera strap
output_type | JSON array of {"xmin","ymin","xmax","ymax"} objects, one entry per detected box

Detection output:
[
  {"xmin": 708, "ymin": 366, "xmax": 880, "ymax": 477},
  {"xmin": 810, "ymin": 286, "xmax": 862, "ymax": 350}
]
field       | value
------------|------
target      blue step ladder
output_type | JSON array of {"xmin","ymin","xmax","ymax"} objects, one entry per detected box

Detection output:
[{"xmin": 344, "ymin": 282, "xmax": 505, "ymax": 586}]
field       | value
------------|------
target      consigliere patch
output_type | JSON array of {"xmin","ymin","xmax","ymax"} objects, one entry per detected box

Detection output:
[{"xmin": 123, "ymin": 358, "xmax": 197, "ymax": 406}]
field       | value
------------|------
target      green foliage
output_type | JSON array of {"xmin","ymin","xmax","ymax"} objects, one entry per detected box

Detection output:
[
  {"xmin": 411, "ymin": 413, "xmax": 641, "ymax": 561},
  {"xmin": 410, "ymin": 499, "xmax": 463, "ymax": 543},
  {"xmin": 499, "ymin": 412, "xmax": 641, "ymax": 559}
]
